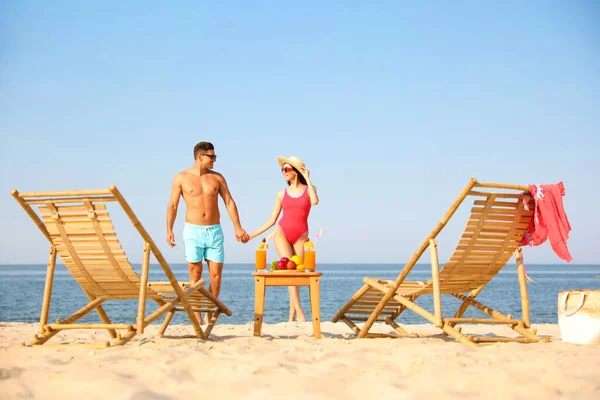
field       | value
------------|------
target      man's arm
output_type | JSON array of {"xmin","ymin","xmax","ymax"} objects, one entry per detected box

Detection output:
[
  {"xmin": 218, "ymin": 176, "xmax": 248, "ymax": 242},
  {"xmin": 166, "ymin": 174, "xmax": 183, "ymax": 247}
]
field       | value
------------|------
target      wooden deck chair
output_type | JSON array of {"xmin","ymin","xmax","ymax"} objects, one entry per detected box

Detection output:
[
  {"xmin": 11, "ymin": 186, "xmax": 232, "ymax": 348},
  {"xmin": 332, "ymin": 178, "xmax": 550, "ymax": 347}
]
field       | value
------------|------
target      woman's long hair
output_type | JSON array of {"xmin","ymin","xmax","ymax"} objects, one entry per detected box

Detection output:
[{"xmin": 287, "ymin": 166, "xmax": 308, "ymax": 186}]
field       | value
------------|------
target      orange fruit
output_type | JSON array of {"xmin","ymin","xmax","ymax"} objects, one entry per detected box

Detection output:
[{"xmin": 304, "ymin": 241, "xmax": 314, "ymax": 249}]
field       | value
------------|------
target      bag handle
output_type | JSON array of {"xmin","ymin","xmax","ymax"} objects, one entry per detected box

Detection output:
[{"xmin": 560, "ymin": 292, "xmax": 586, "ymax": 316}]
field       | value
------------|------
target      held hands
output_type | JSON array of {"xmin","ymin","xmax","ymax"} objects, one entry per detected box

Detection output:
[
  {"xmin": 238, "ymin": 230, "xmax": 257, "ymax": 244},
  {"xmin": 243, "ymin": 232, "xmax": 257, "ymax": 243},
  {"xmin": 236, "ymin": 227, "xmax": 250, "ymax": 243},
  {"xmin": 170, "ymin": 228, "xmax": 250, "ymax": 246}
]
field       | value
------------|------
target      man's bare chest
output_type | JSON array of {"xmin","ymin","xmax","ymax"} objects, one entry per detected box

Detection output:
[{"xmin": 182, "ymin": 176, "xmax": 220, "ymax": 197}]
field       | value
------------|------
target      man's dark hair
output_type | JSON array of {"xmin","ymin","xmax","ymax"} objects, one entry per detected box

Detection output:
[{"xmin": 193, "ymin": 142, "xmax": 214, "ymax": 159}]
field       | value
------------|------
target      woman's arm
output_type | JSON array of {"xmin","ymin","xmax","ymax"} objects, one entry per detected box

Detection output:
[
  {"xmin": 248, "ymin": 192, "xmax": 284, "ymax": 241},
  {"xmin": 299, "ymin": 166, "xmax": 319, "ymax": 205}
]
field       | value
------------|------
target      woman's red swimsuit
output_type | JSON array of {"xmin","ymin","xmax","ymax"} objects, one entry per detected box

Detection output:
[{"xmin": 278, "ymin": 187, "xmax": 312, "ymax": 244}]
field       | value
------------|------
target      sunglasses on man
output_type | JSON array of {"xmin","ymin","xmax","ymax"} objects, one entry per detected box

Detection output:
[{"xmin": 198, "ymin": 154, "xmax": 217, "ymax": 161}]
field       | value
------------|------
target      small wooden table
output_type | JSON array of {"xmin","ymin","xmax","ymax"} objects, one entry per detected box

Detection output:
[{"xmin": 252, "ymin": 271, "xmax": 322, "ymax": 339}]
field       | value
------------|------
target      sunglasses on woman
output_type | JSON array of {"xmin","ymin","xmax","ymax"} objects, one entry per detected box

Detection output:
[{"xmin": 281, "ymin": 167, "xmax": 295, "ymax": 173}]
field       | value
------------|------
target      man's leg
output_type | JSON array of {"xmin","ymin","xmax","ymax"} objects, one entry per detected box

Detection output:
[
  {"xmin": 183, "ymin": 223, "xmax": 207, "ymax": 325},
  {"xmin": 188, "ymin": 261, "xmax": 203, "ymax": 324},
  {"xmin": 206, "ymin": 260, "xmax": 223, "ymax": 324},
  {"xmin": 203, "ymin": 225, "xmax": 225, "ymax": 324}
]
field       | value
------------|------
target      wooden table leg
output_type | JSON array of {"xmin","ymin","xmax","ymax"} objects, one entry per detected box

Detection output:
[
  {"xmin": 254, "ymin": 276, "xmax": 266, "ymax": 337},
  {"xmin": 309, "ymin": 276, "xmax": 321, "ymax": 339}
]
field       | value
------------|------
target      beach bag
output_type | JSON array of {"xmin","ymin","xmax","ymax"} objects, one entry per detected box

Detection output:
[{"xmin": 558, "ymin": 290, "xmax": 600, "ymax": 345}]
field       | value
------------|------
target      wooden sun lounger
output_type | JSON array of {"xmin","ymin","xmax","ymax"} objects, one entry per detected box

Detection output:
[
  {"xmin": 11, "ymin": 185, "xmax": 232, "ymax": 348},
  {"xmin": 332, "ymin": 178, "xmax": 551, "ymax": 347}
]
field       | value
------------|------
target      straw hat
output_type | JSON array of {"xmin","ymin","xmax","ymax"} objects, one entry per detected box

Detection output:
[{"xmin": 277, "ymin": 155, "xmax": 306, "ymax": 172}]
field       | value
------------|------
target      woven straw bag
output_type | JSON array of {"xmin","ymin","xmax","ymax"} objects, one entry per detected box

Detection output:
[{"xmin": 558, "ymin": 290, "xmax": 600, "ymax": 345}]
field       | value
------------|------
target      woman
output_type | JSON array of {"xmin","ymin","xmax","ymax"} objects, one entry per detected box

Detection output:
[{"xmin": 248, "ymin": 155, "xmax": 319, "ymax": 322}]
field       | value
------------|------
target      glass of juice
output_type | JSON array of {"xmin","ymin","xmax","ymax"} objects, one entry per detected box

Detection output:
[
  {"xmin": 255, "ymin": 240, "xmax": 267, "ymax": 271},
  {"xmin": 304, "ymin": 248, "xmax": 316, "ymax": 271}
]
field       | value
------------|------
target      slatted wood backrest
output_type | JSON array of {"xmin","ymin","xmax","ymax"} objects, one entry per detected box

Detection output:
[
  {"xmin": 38, "ymin": 200, "xmax": 144, "ymax": 299},
  {"xmin": 433, "ymin": 192, "xmax": 534, "ymax": 294}
]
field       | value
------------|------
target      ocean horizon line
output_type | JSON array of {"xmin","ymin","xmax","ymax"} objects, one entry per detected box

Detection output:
[{"xmin": 0, "ymin": 262, "xmax": 596, "ymax": 267}]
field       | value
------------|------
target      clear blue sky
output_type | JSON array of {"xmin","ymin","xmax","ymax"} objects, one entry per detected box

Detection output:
[{"xmin": 1, "ymin": 1, "xmax": 598, "ymax": 265}]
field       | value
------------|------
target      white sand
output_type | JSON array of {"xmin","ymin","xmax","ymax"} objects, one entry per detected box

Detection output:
[{"xmin": 1, "ymin": 321, "xmax": 599, "ymax": 399}]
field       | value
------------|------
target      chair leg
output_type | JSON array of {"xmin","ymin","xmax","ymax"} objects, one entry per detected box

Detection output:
[
  {"xmin": 158, "ymin": 310, "xmax": 175, "ymax": 336},
  {"xmin": 204, "ymin": 310, "xmax": 221, "ymax": 337},
  {"xmin": 442, "ymin": 285, "xmax": 487, "ymax": 335},
  {"xmin": 340, "ymin": 316, "xmax": 362, "ymax": 336},
  {"xmin": 111, "ymin": 328, "xmax": 138, "ymax": 347},
  {"xmin": 341, "ymin": 316, "xmax": 406, "ymax": 338},
  {"xmin": 358, "ymin": 283, "xmax": 407, "ymax": 338},
  {"xmin": 143, "ymin": 281, "xmax": 208, "ymax": 340},
  {"xmin": 84, "ymin": 292, "xmax": 117, "ymax": 339},
  {"xmin": 137, "ymin": 243, "xmax": 151, "ymax": 334},
  {"xmin": 441, "ymin": 323, "xmax": 479, "ymax": 348},
  {"xmin": 39, "ymin": 246, "xmax": 57, "ymax": 334},
  {"xmin": 451, "ymin": 293, "xmax": 544, "ymax": 343},
  {"xmin": 194, "ymin": 285, "xmax": 232, "ymax": 338},
  {"xmin": 78, "ymin": 290, "xmax": 117, "ymax": 340},
  {"xmin": 26, "ymin": 298, "xmax": 106, "ymax": 346},
  {"xmin": 384, "ymin": 316, "xmax": 412, "ymax": 335},
  {"xmin": 515, "ymin": 248, "xmax": 531, "ymax": 328},
  {"xmin": 510, "ymin": 322, "xmax": 545, "ymax": 343},
  {"xmin": 182, "ymin": 282, "xmax": 207, "ymax": 340}
]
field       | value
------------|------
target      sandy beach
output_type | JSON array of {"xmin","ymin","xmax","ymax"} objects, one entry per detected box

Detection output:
[{"xmin": 1, "ymin": 322, "xmax": 599, "ymax": 400}]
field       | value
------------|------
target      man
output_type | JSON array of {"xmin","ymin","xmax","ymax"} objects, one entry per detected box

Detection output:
[{"xmin": 167, "ymin": 141, "xmax": 249, "ymax": 324}]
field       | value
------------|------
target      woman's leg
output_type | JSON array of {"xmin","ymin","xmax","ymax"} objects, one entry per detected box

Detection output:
[
  {"xmin": 288, "ymin": 286, "xmax": 305, "ymax": 322},
  {"xmin": 288, "ymin": 287, "xmax": 297, "ymax": 322},
  {"xmin": 274, "ymin": 228, "xmax": 298, "ymax": 322},
  {"xmin": 290, "ymin": 234, "xmax": 308, "ymax": 322}
]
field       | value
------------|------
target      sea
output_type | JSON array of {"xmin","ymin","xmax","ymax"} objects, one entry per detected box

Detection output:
[{"xmin": 1, "ymin": 263, "xmax": 599, "ymax": 326}]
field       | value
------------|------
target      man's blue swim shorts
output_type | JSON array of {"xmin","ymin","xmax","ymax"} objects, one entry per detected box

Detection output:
[{"xmin": 182, "ymin": 223, "xmax": 225, "ymax": 263}]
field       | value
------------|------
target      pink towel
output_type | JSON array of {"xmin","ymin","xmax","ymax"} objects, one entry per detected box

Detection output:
[{"xmin": 521, "ymin": 182, "xmax": 572, "ymax": 262}]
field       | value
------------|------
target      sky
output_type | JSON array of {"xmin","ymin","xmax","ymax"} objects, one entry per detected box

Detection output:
[{"xmin": 1, "ymin": 1, "xmax": 598, "ymax": 265}]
